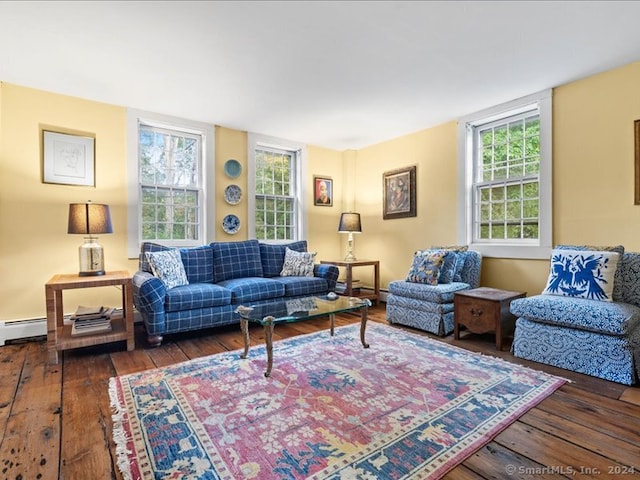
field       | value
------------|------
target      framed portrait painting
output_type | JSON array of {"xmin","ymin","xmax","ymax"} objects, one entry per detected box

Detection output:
[
  {"xmin": 383, "ymin": 165, "xmax": 416, "ymax": 219},
  {"xmin": 314, "ymin": 176, "xmax": 333, "ymax": 206},
  {"xmin": 43, "ymin": 130, "xmax": 95, "ymax": 186}
]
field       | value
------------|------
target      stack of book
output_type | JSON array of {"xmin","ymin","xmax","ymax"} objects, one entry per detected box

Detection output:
[
  {"xmin": 70, "ymin": 305, "xmax": 115, "ymax": 336},
  {"xmin": 335, "ymin": 279, "xmax": 362, "ymax": 295}
]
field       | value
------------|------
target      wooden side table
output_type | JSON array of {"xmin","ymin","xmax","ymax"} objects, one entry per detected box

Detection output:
[
  {"xmin": 453, "ymin": 287, "xmax": 526, "ymax": 351},
  {"xmin": 320, "ymin": 259, "xmax": 380, "ymax": 305},
  {"xmin": 45, "ymin": 271, "xmax": 135, "ymax": 364}
]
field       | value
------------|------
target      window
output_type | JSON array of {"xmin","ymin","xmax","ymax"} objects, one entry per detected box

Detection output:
[
  {"xmin": 248, "ymin": 134, "xmax": 306, "ymax": 242},
  {"xmin": 457, "ymin": 90, "xmax": 552, "ymax": 259},
  {"xmin": 127, "ymin": 110, "xmax": 214, "ymax": 257}
]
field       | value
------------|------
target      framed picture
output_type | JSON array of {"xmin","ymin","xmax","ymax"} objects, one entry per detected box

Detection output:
[
  {"xmin": 314, "ymin": 176, "xmax": 333, "ymax": 206},
  {"xmin": 43, "ymin": 130, "xmax": 95, "ymax": 186},
  {"xmin": 383, "ymin": 165, "xmax": 416, "ymax": 219},
  {"xmin": 635, "ymin": 120, "xmax": 640, "ymax": 204}
]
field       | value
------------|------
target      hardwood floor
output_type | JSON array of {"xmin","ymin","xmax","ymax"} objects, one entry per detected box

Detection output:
[{"xmin": 1, "ymin": 304, "xmax": 638, "ymax": 479}]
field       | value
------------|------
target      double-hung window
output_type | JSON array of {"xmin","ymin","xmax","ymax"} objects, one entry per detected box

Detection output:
[
  {"xmin": 248, "ymin": 134, "xmax": 306, "ymax": 242},
  {"xmin": 127, "ymin": 110, "xmax": 213, "ymax": 257},
  {"xmin": 457, "ymin": 90, "xmax": 552, "ymax": 259}
]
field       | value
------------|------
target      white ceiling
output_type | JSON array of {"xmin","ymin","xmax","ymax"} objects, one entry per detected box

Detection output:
[{"xmin": 2, "ymin": 1, "xmax": 640, "ymax": 150}]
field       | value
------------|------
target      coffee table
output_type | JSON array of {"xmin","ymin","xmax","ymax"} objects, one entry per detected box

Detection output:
[{"xmin": 236, "ymin": 295, "xmax": 372, "ymax": 377}]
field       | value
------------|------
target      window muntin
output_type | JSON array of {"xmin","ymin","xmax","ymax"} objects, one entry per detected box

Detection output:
[
  {"xmin": 254, "ymin": 146, "xmax": 297, "ymax": 240},
  {"xmin": 473, "ymin": 111, "xmax": 540, "ymax": 243}
]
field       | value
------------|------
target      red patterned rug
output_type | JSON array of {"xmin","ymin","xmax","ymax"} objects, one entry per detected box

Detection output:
[{"xmin": 109, "ymin": 322, "xmax": 566, "ymax": 479}]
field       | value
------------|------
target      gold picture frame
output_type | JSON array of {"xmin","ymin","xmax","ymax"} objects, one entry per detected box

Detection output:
[{"xmin": 383, "ymin": 165, "xmax": 416, "ymax": 219}]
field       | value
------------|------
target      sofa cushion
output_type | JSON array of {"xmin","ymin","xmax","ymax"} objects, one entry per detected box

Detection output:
[
  {"xmin": 259, "ymin": 241, "xmax": 308, "ymax": 277},
  {"xmin": 180, "ymin": 245, "xmax": 214, "ymax": 284},
  {"xmin": 388, "ymin": 280, "xmax": 470, "ymax": 303},
  {"xmin": 510, "ymin": 294, "xmax": 640, "ymax": 336},
  {"xmin": 145, "ymin": 249, "xmax": 189, "ymax": 289},
  {"xmin": 217, "ymin": 277, "xmax": 285, "ymax": 304},
  {"xmin": 212, "ymin": 240, "xmax": 263, "ymax": 283},
  {"xmin": 542, "ymin": 249, "xmax": 619, "ymax": 302},
  {"xmin": 164, "ymin": 283, "xmax": 232, "ymax": 312},
  {"xmin": 406, "ymin": 250, "xmax": 446, "ymax": 285},
  {"xmin": 272, "ymin": 276, "xmax": 329, "ymax": 297},
  {"xmin": 280, "ymin": 248, "xmax": 316, "ymax": 277}
]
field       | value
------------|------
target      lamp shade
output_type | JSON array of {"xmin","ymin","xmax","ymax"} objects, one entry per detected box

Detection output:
[
  {"xmin": 338, "ymin": 212, "xmax": 362, "ymax": 233},
  {"xmin": 68, "ymin": 202, "xmax": 113, "ymax": 235}
]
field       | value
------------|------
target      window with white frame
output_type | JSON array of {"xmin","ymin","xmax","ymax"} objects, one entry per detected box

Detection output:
[
  {"xmin": 127, "ymin": 110, "xmax": 214, "ymax": 257},
  {"xmin": 457, "ymin": 90, "xmax": 552, "ymax": 259},
  {"xmin": 248, "ymin": 134, "xmax": 306, "ymax": 241}
]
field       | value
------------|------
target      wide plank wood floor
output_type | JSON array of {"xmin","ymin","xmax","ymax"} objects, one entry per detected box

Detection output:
[{"xmin": 1, "ymin": 304, "xmax": 639, "ymax": 479}]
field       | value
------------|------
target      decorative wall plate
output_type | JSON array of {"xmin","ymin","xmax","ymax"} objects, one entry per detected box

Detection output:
[
  {"xmin": 224, "ymin": 184, "xmax": 242, "ymax": 205},
  {"xmin": 224, "ymin": 159, "xmax": 242, "ymax": 178},
  {"xmin": 222, "ymin": 214, "xmax": 240, "ymax": 234}
]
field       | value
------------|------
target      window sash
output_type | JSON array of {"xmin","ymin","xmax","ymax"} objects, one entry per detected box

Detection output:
[{"xmin": 254, "ymin": 146, "xmax": 298, "ymax": 241}]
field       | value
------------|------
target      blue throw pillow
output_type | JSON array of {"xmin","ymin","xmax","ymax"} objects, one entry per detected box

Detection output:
[{"xmin": 542, "ymin": 249, "xmax": 619, "ymax": 302}]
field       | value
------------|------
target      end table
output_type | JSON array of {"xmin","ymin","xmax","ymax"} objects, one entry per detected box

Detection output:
[
  {"xmin": 45, "ymin": 271, "xmax": 135, "ymax": 364},
  {"xmin": 320, "ymin": 259, "xmax": 380, "ymax": 305},
  {"xmin": 453, "ymin": 287, "xmax": 526, "ymax": 351}
]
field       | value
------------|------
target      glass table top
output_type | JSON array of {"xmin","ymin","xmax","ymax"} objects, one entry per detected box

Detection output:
[{"xmin": 236, "ymin": 295, "xmax": 371, "ymax": 325}]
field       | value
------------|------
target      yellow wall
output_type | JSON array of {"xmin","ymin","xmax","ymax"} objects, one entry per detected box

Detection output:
[
  {"xmin": 2, "ymin": 60, "xmax": 640, "ymax": 321},
  {"xmin": 0, "ymin": 83, "xmax": 133, "ymax": 320}
]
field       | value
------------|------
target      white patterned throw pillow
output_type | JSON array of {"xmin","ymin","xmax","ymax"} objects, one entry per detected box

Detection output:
[
  {"xmin": 280, "ymin": 247, "xmax": 316, "ymax": 277},
  {"xmin": 542, "ymin": 249, "xmax": 619, "ymax": 302},
  {"xmin": 145, "ymin": 249, "xmax": 189, "ymax": 289}
]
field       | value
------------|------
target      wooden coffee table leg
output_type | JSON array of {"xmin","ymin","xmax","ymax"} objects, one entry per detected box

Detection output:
[
  {"xmin": 240, "ymin": 318, "xmax": 250, "ymax": 359},
  {"xmin": 360, "ymin": 307, "xmax": 370, "ymax": 349},
  {"xmin": 263, "ymin": 316, "xmax": 275, "ymax": 377}
]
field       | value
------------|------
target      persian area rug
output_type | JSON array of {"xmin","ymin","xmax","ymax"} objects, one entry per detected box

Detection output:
[{"xmin": 109, "ymin": 323, "xmax": 566, "ymax": 480}]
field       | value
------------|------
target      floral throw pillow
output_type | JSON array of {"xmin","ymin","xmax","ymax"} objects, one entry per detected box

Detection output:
[
  {"xmin": 145, "ymin": 249, "xmax": 189, "ymax": 289},
  {"xmin": 280, "ymin": 247, "xmax": 316, "ymax": 277},
  {"xmin": 405, "ymin": 250, "xmax": 446, "ymax": 285},
  {"xmin": 542, "ymin": 249, "xmax": 619, "ymax": 302}
]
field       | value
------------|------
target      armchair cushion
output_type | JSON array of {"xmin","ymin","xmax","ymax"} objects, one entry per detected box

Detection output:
[
  {"xmin": 388, "ymin": 280, "xmax": 470, "ymax": 303},
  {"xmin": 511, "ymin": 294, "xmax": 640, "ymax": 336}
]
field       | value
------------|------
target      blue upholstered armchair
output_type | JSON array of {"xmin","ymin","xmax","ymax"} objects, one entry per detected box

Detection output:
[
  {"xmin": 511, "ymin": 247, "xmax": 640, "ymax": 385},
  {"xmin": 386, "ymin": 249, "xmax": 482, "ymax": 336}
]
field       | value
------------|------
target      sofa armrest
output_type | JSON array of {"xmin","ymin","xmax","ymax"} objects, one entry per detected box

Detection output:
[
  {"xmin": 132, "ymin": 271, "xmax": 167, "ymax": 335},
  {"xmin": 314, "ymin": 264, "xmax": 339, "ymax": 291}
]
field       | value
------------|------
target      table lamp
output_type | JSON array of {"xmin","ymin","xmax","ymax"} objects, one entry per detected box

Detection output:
[
  {"xmin": 338, "ymin": 212, "xmax": 362, "ymax": 261},
  {"xmin": 68, "ymin": 201, "xmax": 113, "ymax": 276}
]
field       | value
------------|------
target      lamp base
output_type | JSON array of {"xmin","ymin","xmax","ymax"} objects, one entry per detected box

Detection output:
[
  {"xmin": 79, "ymin": 270, "xmax": 106, "ymax": 277},
  {"xmin": 78, "ymin": 237, "xmax": 106, "ymax": 277},
  {"xmin": 344, "ymin": 252, "xmax": 357, "ymax": 262}
]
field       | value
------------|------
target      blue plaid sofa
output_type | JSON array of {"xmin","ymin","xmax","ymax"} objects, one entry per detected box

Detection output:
[
  {"xmin": 133, "ymin": 239, "xmax": 339, "ymax": 346},
  {"xmin": 511, "ymin": 249, "xmax": 640, "ymax": 385},
  {"xmin": 386, "ymin": 250, "xmax": 482, "ymax": 336}
]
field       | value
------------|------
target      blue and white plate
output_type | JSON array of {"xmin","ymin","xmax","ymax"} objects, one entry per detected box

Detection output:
[
  {"xmin": 224, "ymin": 184, "xmax": 242, "ymax": 205},
  {"xmin": 224, "ymin": 159, "xmax": 242, "ymax": 178},
  {"xmin": 222, "ymin": 214, "xmax": 240, "ymax": 234}
]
